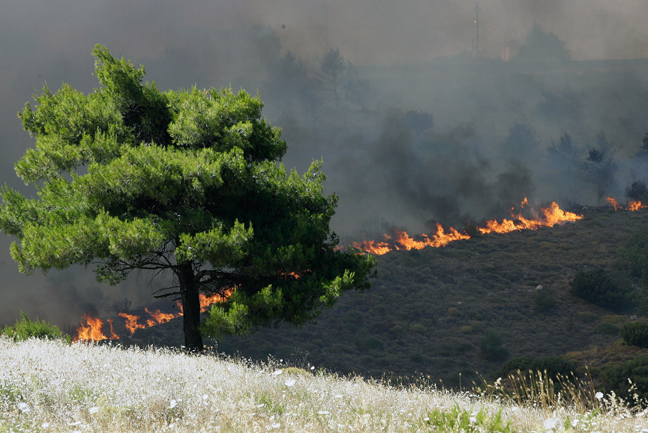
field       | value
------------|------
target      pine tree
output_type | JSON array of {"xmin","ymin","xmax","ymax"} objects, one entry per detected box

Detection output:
[{"xmin": 0, "ymin": 45, "xmax": 375, "ymax": 351}]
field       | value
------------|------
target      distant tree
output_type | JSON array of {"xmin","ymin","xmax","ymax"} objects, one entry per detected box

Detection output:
[
  {"xmin": 0, "ymin": 45, "xmax": 375, "ymax": 351},
  {"xmin": 343, "ymin": 64, "xmax": 374, "ymax": 117},
  {"xmin": 582, "ymin": 132, "xmax": 617, "ymax": 203},
  {"xmin": 516, "ymin": 24, "xmax": 570, "ymax": 63},
  {"xmin": 502, "ymin": 120, "xmax": 540, "ymax": 162},
  {"xmin": 320, "ymin": 48, "xmax": 346, "ymax": 109},
  {"xmin": 250, "ymin": 25, "xmax": 282, "ymax": 69},
  {"xmin": 546, "ymin": 132, "xmax": 581, "ymax": 175},
  {"xmin": 626, "ymin": 181, "xmax": 648, "ymax": 202},
  {"xmin": 264, "ymin": 51, "xmax": 322, "ymax": 124}
]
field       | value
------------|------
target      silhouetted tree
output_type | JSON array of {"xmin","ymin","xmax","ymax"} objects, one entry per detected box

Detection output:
[
  {"xmin": 516, "ymin": 24, "xmax": 570, "ymax": 63},
  {"xmin": 265, "ymin": 51, "xmax": 322, "ymax": 124},
  {"xmin": 320, "ymin": 48, "xmax": 346, "ymax": 109},
  {"xmin": 583, "ymin": 132, "xmax": 617, "ymax": 203}
]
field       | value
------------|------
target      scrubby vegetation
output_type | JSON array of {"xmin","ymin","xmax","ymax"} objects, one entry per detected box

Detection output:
[
  {"xmin": 1, "ymin": 312, "xmax": 70, "ymax": 343},
  {"xmin": 2, "ymin": 337, "xmax": 648, "ymax": 432},
  {"xmin": 93, "ymin": 206, "xmax": 648, "ymax": 398}
]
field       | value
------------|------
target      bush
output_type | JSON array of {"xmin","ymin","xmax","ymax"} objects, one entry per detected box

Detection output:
[
  {"xmin": 569, "ymin": 268, "xmax": 632, "ymax": 311},
  {"xmin": 496, "ymin": 356, "xmax": 577, "ymax": 382},
  {"xmin": 479, "ymin": 331, "xmax": 510, "ymax": 362},
  {"xmin": 534, "ymin": 288, "xmax": 556, "ymax": 312},
  {"xmin": 621, "ymin": 322, "xmax": 648, "ymax": 348},
  {"xmin": 2, "ymin": 312, "xmax": 71, "ymax": 343},
  {"xmin": 602, "ymin": 355, "xmax": 648, "ymax": 405},
  {"xmin": 595, "ymin": 321, "xmax": 619, "ymax": 335}
]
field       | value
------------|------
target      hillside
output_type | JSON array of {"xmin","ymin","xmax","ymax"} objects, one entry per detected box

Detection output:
[
  {"xmin": 1, "ymin": 337, "xmax": 647, "ymax": 432},
  {"xmin": 119, "ymin": 205, "xmax": 648, "ymax": 388}
]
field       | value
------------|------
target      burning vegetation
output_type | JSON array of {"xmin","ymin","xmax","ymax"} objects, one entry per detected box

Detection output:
[
  {"xmin": 73, "ymin": 197, "xmax": 646, "ymax": 342},
  {"xmin": 352, "ymin": 198, "xmax": 644, "ymax": 256},
  {"xmin": 73, "ymin": 292, "xmax": 230, "ymax": 343}
]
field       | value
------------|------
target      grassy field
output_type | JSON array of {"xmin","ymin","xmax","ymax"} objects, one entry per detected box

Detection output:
[{"xmin": 1, "ymin": 337, "xmax": 648, "ymax": 432}]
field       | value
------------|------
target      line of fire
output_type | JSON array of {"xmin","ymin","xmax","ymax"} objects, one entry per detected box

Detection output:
[{"xmin": 73, "ymin": 197, "xmax": 646, "ymax": 342}]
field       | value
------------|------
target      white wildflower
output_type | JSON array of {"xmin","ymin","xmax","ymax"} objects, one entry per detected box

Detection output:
[
  {"xmin": 595, "ymin": 391, "xmax": 604, "ymax": 400},
  {"xmin": 89, "ymin": 407, "xmax": 99, "ymax": 414},
  {"xmin": 41, "ymin": 423, "xmax": 50, "ymax": 428},
  {"xmin": 318, "ymin": 410, "xmax": 330, "ymax": 415},
  {"xmin": 169, "ymin": 399, "xmax": 178, "ymax": 409},
  {"xmin": 17, "ymin": 402, "xmax": 30, "ymax": 412},
  {"xmin": 271, "ymin": 370, "xmax": 283, "ymax": 376},
  {"xmin": 544, "ymin": 418, "xmax": 557, "ymax": 430},
  {"xmin": 271, "ymin": 423, "xmax": 281, "ymax": 429},
  {"xmin": 285, "ymin": 378, "xmax": 296, "ymax": 387}
]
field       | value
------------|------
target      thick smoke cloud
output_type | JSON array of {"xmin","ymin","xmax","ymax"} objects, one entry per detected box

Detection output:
[{"xmin": 1, "ymin": 0, "xmax": 648, "ymax": 328}]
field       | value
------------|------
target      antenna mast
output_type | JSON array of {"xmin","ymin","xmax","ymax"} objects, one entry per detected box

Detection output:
[{"xmin": 474, "ymin": 3, "xmax": 481, "ymax": 57}]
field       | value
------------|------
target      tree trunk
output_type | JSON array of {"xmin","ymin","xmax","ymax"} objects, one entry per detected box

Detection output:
[{"xmin": 177, "ymin": 263, "xmax": 204, "ymax": 352}]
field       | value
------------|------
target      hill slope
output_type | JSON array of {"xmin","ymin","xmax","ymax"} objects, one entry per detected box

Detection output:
[{"xmin": 128, "ymin": 206, "xmax": 648, "ymax": 386}]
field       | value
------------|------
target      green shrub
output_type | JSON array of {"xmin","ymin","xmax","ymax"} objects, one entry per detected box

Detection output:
[
  {"xmin": 595, "ymin": 321, "xmax": 619, "ymax": 335},
  {"xmin": 356, "ymin": 337, "xmax": 383, "ymax": 351},
  {"xmin": 569, "ymin": 268, "xmax": 632, "ymax": 311},
  {"xmin": 496, "ymin": 356, "xmax": 577, "ymax": 382},
  {"xmin": 534, "ymin": 288, "xmax": 556, "ymax": 312},
  {"xmin": 576, "ymin": 311, "xmax": 598, "ymax": 323},
  {"xmin": 479, "ymin": 331, "xmax": 509, "ymax": 362},
  {"xmin": 2, "ymin": 312, "xmax": 71, "ymax": 343},
  {"xmin": 621, "ymin": 321, "xmax": 648, "ymax": 348},
  {"xmin": 409, "ymin": 324, "xmax": 427, "ymax": 334},
  {"xmin": 602, "ymin": 355, "xmax": 648, "ymax": 405}
]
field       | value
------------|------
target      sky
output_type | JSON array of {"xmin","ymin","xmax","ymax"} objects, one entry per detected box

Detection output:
[{"xmin": 1, "ymin": 0, "xmax": 648, "ymax": 328}]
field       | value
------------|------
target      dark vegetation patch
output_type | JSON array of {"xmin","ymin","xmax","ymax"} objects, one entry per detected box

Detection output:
[{"xmin": 128, "ymin": 207, "xmax": 648, "ymax": 391}]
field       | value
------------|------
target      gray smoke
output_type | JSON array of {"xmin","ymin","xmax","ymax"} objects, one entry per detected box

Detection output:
[{"xmin": 2, "ymin": 0, "xmax": 648, "ymax": 327}]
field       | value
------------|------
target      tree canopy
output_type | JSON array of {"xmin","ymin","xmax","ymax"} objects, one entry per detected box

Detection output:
[{"xmin": 0, "ymin": 44, "xmax": 375, "ymax": 351}]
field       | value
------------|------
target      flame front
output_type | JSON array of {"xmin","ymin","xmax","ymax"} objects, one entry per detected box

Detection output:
[
  {"xmin": 73, "ymin": 314, "xmax": 115, "ymax": 342},
  {"xmin": 607, "ymin": 197, "xmax": 619, "ymax": 210},
  {"xmin": 629, "ymin": 201, "xmax": 648, "ymax": 211},
  {"xmin": 354, "ymin": 199, "xmax": 584, "ymax": 256},
  {"xmin": 608, "ymin": 197, "xmax": 647, "ymax": 212},
  {"xmin": 119, "ymin": 312, "xmax": 147, "ymax": 334}
]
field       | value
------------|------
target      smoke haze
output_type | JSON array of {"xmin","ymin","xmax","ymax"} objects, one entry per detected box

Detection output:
[{"xmin": 2, "ymin": 0, "xmax": 648, "ymax": 327}]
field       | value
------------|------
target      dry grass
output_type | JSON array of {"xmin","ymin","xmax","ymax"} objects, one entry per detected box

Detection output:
[{"xmin": 1, "ymin": 338, "xmax": 648, "ymax": 432}]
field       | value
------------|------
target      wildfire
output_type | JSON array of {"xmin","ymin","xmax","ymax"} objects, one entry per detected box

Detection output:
[
  {"xmin": 353, "ymin": 199, "xmax": 584, "ymax": 256},
  {"xmin": 73, "ymin": 314, "xmax": 119, "ymax": 342},
  {"xmin": 608, "ymin": 197, "xmax": 647, "ymax": 212},
  {"xmin": 73, "ymin": 290, "xmax": 232, "ymax": 342}
]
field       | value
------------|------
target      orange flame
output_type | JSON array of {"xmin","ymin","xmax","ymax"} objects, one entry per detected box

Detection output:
[
  {"xmin": 628, "ymin": 201, "xmax": 648, "ymax": 211},
  {"xmin": 353, "ymin": 224, "xmax": 471, "ymax": 254},
  {"xmin": 73, "ymin": 314, "xmax": 117, "ymax": 342},
  {"xmin": 607, "ymin": 197, "xmax": 648, "ymax": 212},
  {"xmin": 145, "ymin": 308, "xmax": 178, "ymax": 326},
  {"xmin": 353, "ymin": 199, "xmax": 584, "ymax": 256},
  {"xmin": 118, "ymin": 312, "xmax": 147, "ymax": 334},
  {"xmin": 607, "ymin": 197, "xmax": 619, "ymax": 210},
  {"xmin": 72, "ymin": 288, "xmax": 233, "ymax": 341}
]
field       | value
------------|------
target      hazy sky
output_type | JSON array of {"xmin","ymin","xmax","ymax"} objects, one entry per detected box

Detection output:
[{"xmin": 1, "ymin": 0, "xmax": 648, "ymax": 328}]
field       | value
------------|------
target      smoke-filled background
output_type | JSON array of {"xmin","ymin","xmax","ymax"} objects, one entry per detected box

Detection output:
[{"xmin": 2, "ymin": 0, "xmax": 648, "ymax": 328}]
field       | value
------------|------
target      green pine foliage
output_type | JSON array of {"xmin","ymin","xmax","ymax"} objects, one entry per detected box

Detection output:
[
  {"xmin": 620, "ymin": 322, "xmax": 648, "ymax": 349},
  {"xmin": 1, "ymin": 312, "xmax": 71, "ymax": 343},
  {"xmin": 0, "ymin": 45, "xmax": 375, "ymax": 350},
  {"xmin": 569, "ymin": 268, "xmax": 632, "ymax": 312}
]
